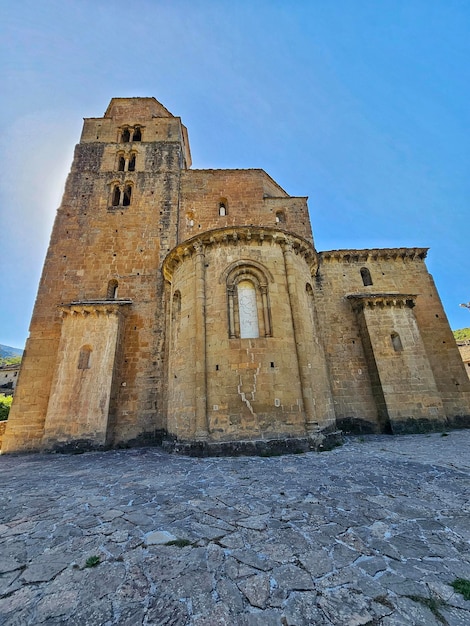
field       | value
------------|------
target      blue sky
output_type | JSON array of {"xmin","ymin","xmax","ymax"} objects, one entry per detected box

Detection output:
[{"xmin": 1, "ymin": 0, "xmax": 469, "ymax": 348}]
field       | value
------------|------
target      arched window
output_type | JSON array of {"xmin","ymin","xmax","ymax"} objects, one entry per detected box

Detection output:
[
  {"xmin": 123, "ymin": 185, "xmax": 132, "ymax": 206},
  {"xmin": 121, "ymin": 128, "xmax": 131, "ymax": 143},
  {"xmin": 172, "ymin": 290, "xmax": 181, "ymax": 320},
  {"xmin": 237, "ymin": 281, "xmax": 259, "ymax": 338},
  {"xmin": 118, "ymin": 155, "xmax": 126, "ymax": 171},
  {"xmin": 107, "ymin": 279, "xmax": 118, "ymax": 299},
  {"xmin": 306, "ymin": 283, "xmax": 316, "ymax": 330},
  {"xmin": 128, "ymin": 154, "xmax": 136, "ymax": 171},
  {"xmin": 225, "ymin": 261, "xmax": 272, "ymax": 339},
  {"xmin": 275, "ymin": 210, "xmax": 285, "ymax": 224},
  {"xmin": 133, "ymin": 127, "xmax": 142, "ymax": 141},
  {"xmin": 391, "ymin": 332, "xmax": 403, "ymax": 352},
  {"xmin": 112, "ymin": 185, "xmax": 121, "ymax": 206},
  {"xmin": 360, "ymin": 267, "xmax": 373, "ymax": 286},
  {"xmin": 78, "ymin": 345, "xmax": 92, "ymax": 370},
  {"xmin": 218, "ymin": 198, "xmax": 228, "ymax": 216}
]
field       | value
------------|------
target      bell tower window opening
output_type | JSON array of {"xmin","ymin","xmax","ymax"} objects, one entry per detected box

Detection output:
[
  {"xmin": 128, "ymin": 153, "xmax": 136, "ymax": 171},
  {"xmin": 120, "ymin": 126, "xmax": 142, "ymax": 143},
  {"xmin": 111, "ymin": 184, "xmax": 121, "ymax": 207},
  {"xmin": 123, "ymin": 185, "xmax": 132, "ymax": 206},
  {"xmin": 118, "ymin": 155, "xmax": 126, "ymax": 171}
]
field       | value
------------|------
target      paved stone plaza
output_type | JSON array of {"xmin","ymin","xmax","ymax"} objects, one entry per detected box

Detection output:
[{"xmin": 1, "ymin": 431, "xmax": 469, "ymax": 625}]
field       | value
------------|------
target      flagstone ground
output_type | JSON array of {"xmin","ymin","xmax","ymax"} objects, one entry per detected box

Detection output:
[{"xmin": 1, "ymin": 431, "xmax": 469, "ymax": 625}]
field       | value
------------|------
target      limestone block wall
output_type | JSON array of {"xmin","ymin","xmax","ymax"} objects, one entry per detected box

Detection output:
[
  {"xmin": 315, "ymin": 249, "xmax": 470, "ymax": 432},
  {"xmin": 42, "ymin": 303, "xmax": 127, "ymax": 448},
  {"xmin": 164, "ymin": 227, "xmax": 335, "ymax": 442},
  {"xmin": 349, "ymin": 294, "xmax": 446, "ymax": 432},
  {"xmin": 3, "ymin": 99, "xmax": 189, "ymax": 452},
  {"xmin": 179, "ymin": 170, "xmax": 313, "ymax": 245}
]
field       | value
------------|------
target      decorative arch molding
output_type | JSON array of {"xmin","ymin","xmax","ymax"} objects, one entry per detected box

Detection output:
[
  {"xmin": 162, "ymin": 226, "xmax": 318, "ymax": 282},
  {"xmin": 221, "ymin": 258, "xmax": 274, "ymax": 285}
]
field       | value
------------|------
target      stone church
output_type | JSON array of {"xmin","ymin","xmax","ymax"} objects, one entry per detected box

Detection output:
[{"xmin": 3, "ymin": 97, "xmax": 470, "ymax": 454}]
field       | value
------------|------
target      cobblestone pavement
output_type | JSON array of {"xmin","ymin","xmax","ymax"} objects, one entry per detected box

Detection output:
[{"xmin": 1, "ymin": 431, "xmax": 470, "ymax": 625}]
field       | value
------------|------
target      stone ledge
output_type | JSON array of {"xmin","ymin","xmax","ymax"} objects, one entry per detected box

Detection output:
[{"xmin": 161, "ymin": 431, "xmax": 343, "ymax": 458}]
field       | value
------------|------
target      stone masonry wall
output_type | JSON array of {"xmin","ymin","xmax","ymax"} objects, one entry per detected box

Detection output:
[
  {"xmin": 3, "ymin": 100, "xmax": 189, "ymax": 452},
  {"xmin": 315, "ymin": 249, "xmax": 470, "ymax": 432}
]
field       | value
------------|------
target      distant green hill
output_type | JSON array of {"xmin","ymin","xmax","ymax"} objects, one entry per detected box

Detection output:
[
  {"xmin": 453, "ymin": 328, "xmax": 470, "ymax": 341},
  {"xmin": 0, "ymin": 344, "xmax": 23, "ymax": 366}
]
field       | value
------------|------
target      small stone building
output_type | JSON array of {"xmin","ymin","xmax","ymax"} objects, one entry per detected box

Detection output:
[
  {"xmin": 0, "ymin": 363, "xmax": 20, "ymax": 396},
  {"xmin": 457, "ymin": 341, "xmax": 470, "ymax": 381},
  {"xmin": 3, "ymin": 98, "xmax": 470, "ymax": 454}
]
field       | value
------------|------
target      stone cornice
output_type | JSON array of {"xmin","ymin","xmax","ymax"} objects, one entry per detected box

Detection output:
[
  {"xmin": 320, "ymin": 248, "xmax": 428, "ymax": 263},
  {"xmin": 163, "ymin": 227, "xmax": 317, "ymax": 281},
  {"xmin": 58, "ymin": 300, "xmax": 132, "ymax": 317},
  {"xmin": 346, "ymin": 293, "xmax": 417, "ymax": 312}
]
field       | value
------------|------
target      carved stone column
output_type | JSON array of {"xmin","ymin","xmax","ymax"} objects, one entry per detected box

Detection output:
[
  {"xmin": 194, "ymin": 242, "xmax": 208, "ymax": 439},
  {"xmin": 260, "ymin": 285, "xmax": 272, "ymax": 337},
  {"xmin": 282, "ymin": 242, "xmax": 317, "ymax": 433}
]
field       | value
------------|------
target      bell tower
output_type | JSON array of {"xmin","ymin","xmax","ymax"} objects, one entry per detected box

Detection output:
[{"xmin": 3, "ymin": 98, "xmax": 191, "ymax": 452}]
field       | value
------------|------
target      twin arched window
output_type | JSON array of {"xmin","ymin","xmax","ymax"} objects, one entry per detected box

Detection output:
[
  {"xmin": 111, "ymin": 183, "xmax": 132, "ymax": 207},
  {"xmin": 120, "ymin": 126, "xmax": 142, "ymax": 142},
  {"xmin": 117, "ymin": 152, "xmax": 136, "ymax": 172}
]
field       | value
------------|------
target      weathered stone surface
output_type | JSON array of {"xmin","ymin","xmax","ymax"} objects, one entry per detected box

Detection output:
[
  {"xmin": 145, "ymin": 530, "xmax": 177, "ymax": 545},
  {"xmin": 237, "ymin": 573, "xmax": 271, "ymax": 609},
  {"xmin": 318, "ymin": 588, "xmax": 375, "ymax": 625},
  {"xmin": 0, "ymin": 431, "xmax": 469, "ymax": 624}
]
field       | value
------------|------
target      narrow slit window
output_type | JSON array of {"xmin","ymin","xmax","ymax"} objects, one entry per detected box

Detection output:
[
  {"xmin": 78, "ymin": 345, "xmax": 92, "ymax": 370},
  {"xmin": 391, "ymin": 332, "xmax": 403, "ymax": 352},
  {"xmin": 118, "ymin": 156, "xmax": 126, "ymax": 171},
  {"xmin": 360, "ymin": 267, "xmax": 373, "ymax": 286},
  {"xmin": 219, "ymin": 204, "xmax": 226, "ymax": 216},
  {"xmin": 107, "ymin": 279, "xmax": 118, "ymax": 299},
  {"xmin": 128, "ymin": 154, "xmax": 136, "ymax": 171}
]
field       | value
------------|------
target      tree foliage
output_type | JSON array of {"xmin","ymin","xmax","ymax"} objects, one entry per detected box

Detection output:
[
  {"xmin": 0, "ymin": 394, "xmax": 13, "ymax": 421},
  {"xmin": 453, "ymin": 327, "xmax": 470, "ymax": 341},
  {"xmin": 0, "ymin": 355, "xmax": 22, "ymax": 367}
]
